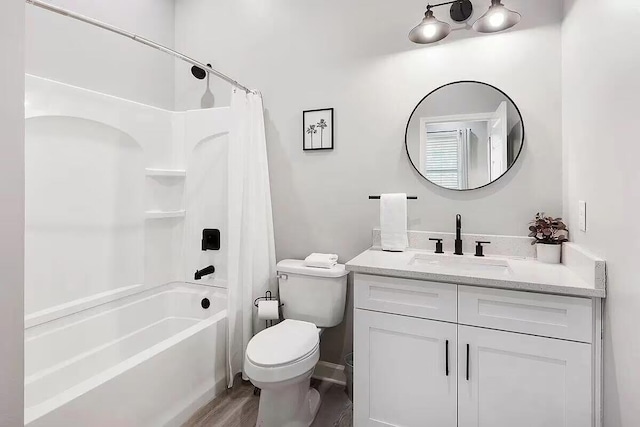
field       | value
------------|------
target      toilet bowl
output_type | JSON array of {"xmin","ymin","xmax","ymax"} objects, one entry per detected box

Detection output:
[
  {"xmin": 244, "ymin": 260, "xmax": 349, "ymax": 427},
  {"xmin": 245, "ymin": 319, "xmax": 321, "ymax": 427}
]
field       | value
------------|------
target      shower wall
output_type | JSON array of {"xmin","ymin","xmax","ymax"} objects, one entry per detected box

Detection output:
[
  {"xmin": 1, "ymin": 1, "xmax": 25, "ymax": 425},
  {"xmin": 25, "ymin": 75, "xmax": 229, "ymax": 324},
  {"xmin": 182, "ymin": 108, "xmax": 230, "ymax": 284}
]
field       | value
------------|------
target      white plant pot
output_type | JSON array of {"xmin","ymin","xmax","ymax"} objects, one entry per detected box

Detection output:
[{"xmin": 536, "ymin": 243, "xmax": 562, "ymax": 264}]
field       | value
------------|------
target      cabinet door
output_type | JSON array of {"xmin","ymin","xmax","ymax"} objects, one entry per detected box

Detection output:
[
  {"xmin": 354, "ymin": 309, "xmax": 457, "ymax": 427},
  {"xmin": 458, "ymin": 325, "xmax": 592, "ymax": 427}
]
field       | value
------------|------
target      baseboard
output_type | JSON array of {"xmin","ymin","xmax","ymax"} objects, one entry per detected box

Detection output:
[{"xmin": 312, "ymin": 360, "xmax": 347, "ymax": 386}]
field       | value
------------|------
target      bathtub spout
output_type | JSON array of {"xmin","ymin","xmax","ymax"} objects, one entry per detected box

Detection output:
[{"xmin": 194, "ymin": 265, "xmax": 215, "ymax": 280}]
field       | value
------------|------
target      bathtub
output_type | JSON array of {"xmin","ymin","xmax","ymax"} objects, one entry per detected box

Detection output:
[{"xmin": 24, "ymin": 282, "xmax": 227, "ymax": 427}]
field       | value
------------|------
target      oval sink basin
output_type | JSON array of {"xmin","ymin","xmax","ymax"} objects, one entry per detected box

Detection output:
[{"xmin": 409, "ymin": 253, "xmax": 512, "ymax": 275}]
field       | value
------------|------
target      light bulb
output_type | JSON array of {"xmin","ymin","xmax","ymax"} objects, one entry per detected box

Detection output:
[
  {"xmin": 473, "ymin": 0, "xmax": 521, "ymax": 33},
  {"xmin": 489, "ymin": 11, "xmax": 505, "ymax": 27},
  {"xmin": 422, "ymin": 24, "xmax": 437, "ymax": 38}
]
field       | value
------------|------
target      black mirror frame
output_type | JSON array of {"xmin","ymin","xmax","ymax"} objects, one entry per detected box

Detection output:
[{"xmin": 404, "ymin": 80, "xmax": 526, "ymax": 192}]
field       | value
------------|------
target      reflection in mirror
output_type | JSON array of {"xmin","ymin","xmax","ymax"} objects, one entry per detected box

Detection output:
[{"xmin": 405, "ymin": 81, "xmax": 524, "ymax": 191}]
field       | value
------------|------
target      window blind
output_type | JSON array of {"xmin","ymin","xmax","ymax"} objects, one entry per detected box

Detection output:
[{"xmin": 424, "ymin": 130, "xmax": 460, "ymax": 189}]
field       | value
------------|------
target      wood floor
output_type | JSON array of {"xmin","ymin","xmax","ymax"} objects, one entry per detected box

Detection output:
[{"xmin": 182, "ymin": 377, "xmax": 352, "ymax": 427}]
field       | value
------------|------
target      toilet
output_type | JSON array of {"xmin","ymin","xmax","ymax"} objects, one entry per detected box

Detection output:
[{"xmin": 244, "ymin": 259, "xmax": 349, "ymax": 427}]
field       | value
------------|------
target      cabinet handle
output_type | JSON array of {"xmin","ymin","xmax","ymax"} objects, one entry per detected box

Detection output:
[
  {"xmin": 466, "ymin": 344, "xmax": 470, "ymax": 381},
  {"xmin": 445, "ymin": 340, "xmax": 449, "ymax": 376}
]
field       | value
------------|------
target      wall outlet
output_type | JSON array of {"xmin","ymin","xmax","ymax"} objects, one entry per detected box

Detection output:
[{"xmin": 578, "ymin": 200, "xmax": 587, "ymax": 232}]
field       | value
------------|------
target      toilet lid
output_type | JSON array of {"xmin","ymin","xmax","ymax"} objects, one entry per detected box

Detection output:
[{"xmin": 246, "ymin": 319, "xmax": 319, "ymax": 367}]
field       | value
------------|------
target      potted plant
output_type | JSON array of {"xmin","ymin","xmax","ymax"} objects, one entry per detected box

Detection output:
[{"xmin": 528, "ymin": 213, "xmax": 569, "ymax": 264}]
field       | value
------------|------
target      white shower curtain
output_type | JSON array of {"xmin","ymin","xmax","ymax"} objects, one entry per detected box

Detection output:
[
  {"xmin": 457, "ymin": 128, "xmax": 471, "ymax": 190},
  {"xmin": 226, "ymin": 88, "xmax": 277, "ymax": 387}
]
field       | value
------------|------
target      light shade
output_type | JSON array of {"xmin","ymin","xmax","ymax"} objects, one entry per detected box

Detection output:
[
  {"xmin": 472, "ymin": 0, "xmax": 521, "ymax": 33},
  {"xmin": 409, "ymin": 9, "xmax": 451, "ymax": 44}
]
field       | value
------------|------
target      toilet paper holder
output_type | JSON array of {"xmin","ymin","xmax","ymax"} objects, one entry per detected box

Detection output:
[{"xmin": 253, "ymin": 291, "xmax": 284, "ymax": 328}]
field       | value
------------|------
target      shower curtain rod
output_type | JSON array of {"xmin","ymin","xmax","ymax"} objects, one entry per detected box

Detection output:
[{"xmin": 25, "ymin": 0, "xmax": 253, "ymax": 93}]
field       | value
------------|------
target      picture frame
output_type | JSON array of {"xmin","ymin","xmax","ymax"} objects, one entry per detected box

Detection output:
[{"xmin": 303, "ymin": 108, "xmax": 334, "ymax": 151}]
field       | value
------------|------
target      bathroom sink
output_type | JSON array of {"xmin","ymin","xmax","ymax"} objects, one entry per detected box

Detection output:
[{"xmin": 409, "ymin": 253, "xmax": 512, "ymax": 275}]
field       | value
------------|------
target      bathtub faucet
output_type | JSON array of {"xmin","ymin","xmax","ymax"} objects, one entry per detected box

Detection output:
[{"xmin": 194, "ymin": 265, "xmax": 215, "ymax": 280}]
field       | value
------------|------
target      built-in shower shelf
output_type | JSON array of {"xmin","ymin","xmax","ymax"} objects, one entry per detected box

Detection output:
[
  {"xmin": 145, "ymin": 210, "xmax": 186, "ymax": 219},
  {"xmin": 145, "ymin": 168, "xmax": 186, "ymax": 178}
]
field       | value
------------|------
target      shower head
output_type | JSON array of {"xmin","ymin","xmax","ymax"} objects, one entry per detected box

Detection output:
[
  {"xmin": 191, "ymin": 63, "xmax": 212, "ymax": 80},
  {"xmin": 191, "ymin": 62, "xmax": 215, "ymax": 108}
]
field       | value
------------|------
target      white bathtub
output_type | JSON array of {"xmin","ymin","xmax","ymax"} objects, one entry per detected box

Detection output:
[{"xmin": 25, "ymin": 283, "xmax": 227, "ymax": 427}]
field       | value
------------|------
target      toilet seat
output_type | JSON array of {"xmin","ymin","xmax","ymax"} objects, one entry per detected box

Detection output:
[{"xmin": 245, "ymin": 319, "xmax": 320, "ymax": 384}]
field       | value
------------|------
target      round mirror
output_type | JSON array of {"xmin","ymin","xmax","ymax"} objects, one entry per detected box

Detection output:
[{"xmin": 405, "ymin": 81, "xmax": 524, "ymax": 191}]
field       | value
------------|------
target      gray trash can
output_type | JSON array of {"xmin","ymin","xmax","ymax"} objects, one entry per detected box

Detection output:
[{"xmin": 345, "ymin": 352, "xmax": 354, "ymax": 401}]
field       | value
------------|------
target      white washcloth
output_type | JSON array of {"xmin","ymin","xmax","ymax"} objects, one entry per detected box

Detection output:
[
  {"xmin": 304, "ymin": 253, "xmax": 339, "ymax": 269},
  {"xmin": 380, "ymin": 193, "xmax": 408, "ymax": 252}
]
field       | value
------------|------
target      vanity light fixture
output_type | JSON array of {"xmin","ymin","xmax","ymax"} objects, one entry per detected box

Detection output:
[
  {"xmin": 409, "ymin": 0, "xmax": 520, "ymax": 44},
  {"xmin": 408, "ymin": 7, "xmax": 451, "ymax": 44},
  {"xmin": 472, "ymin": 0, "xmax": 521, "ymax": 33},
  {"xmin": 409, "ymin": 0, "xmax": 472, "ymax": 44}
]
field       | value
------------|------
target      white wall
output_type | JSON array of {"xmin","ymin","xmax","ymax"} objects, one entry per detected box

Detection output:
[
  {"xmin": 0, "ymin": 0, "xmax": 24, "ymax": 425},
  {"xmin": 175, "ymin": 0, "xmax": 564, "ymax": 363},
  {"xmin": 562, "ymin": 0, "xmax": 640, "ymax": 425},
  {"xmin": 26, "ymin": 0, "xmax": 176, "ymax": 109}
]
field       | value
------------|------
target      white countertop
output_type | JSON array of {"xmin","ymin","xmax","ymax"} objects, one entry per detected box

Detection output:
[{"xmin": 346, "ymin": 248, "xmax": 606, "ymax": 298}]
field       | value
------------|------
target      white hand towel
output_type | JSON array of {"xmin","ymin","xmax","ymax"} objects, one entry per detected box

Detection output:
[
  {"xmin": 304, "ymin": 253, "xmax": 339, "ymax": 269},
  {"xmin": 380, "ymin": 193, "xmax": 408, "ymax": 252}
]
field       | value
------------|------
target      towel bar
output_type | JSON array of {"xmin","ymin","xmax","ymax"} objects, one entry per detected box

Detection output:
[{"xmin": 368, "ymin": 195, "xmax": 418, "ymax": 200}]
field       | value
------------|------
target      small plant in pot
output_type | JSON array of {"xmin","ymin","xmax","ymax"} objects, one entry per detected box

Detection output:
[{"xmin": 529, "ymin": 213, "xmax": 569, "ymax": 264}]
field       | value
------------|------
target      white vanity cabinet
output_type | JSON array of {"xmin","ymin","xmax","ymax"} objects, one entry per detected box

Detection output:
[
  {"xmin": 458, "ymin": 325, "xmax": 592, "ymax": 427},
  {"xmin": 354, "ymin": 273, "xmax": 600, "ymax": 427},
  {"xmin": 354, "ymin": 309, "xmax": 457, "ymax": 426}
]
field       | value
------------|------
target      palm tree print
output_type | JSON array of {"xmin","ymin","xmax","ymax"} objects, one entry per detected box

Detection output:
[
  {"xmin": 306, "ymin": 124, "xmax": 317, "ymax": 148},
  {"xmin": 316, "ymin": 119, "xmax": 328, "ymax": 148}
]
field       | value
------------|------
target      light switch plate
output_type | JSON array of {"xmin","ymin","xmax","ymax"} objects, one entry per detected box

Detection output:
[{"xmin": 578, "ymin": 200, "xmax": 587, "ymax": 232}]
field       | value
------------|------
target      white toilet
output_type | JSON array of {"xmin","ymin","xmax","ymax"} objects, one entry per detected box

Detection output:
[{"xmin": 244, "ymin": 259, "xmax": 348, "ymax": 427}]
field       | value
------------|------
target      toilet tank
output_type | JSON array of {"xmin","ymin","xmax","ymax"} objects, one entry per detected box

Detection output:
[{"xmin": 277, "ymin": 259, "xmax": 349, "ymax": 328}]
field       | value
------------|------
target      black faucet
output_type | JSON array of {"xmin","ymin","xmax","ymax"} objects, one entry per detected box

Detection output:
[
  {"xmin": 194, "ymin": 265, "xmax": 215, "ymax": 280},
  {"xmin": 454, "ymin": 214, "xmax": 463, "ymax": 255}
]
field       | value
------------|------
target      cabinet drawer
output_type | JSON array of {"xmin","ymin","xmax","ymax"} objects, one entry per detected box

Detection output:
[
  {"xmin": 458, "ymin": 286, "xmax": 593, "ymax": 343},
  {"xmin": 354, "ymin": 274, "xmax": 457, "ymax": 322}
]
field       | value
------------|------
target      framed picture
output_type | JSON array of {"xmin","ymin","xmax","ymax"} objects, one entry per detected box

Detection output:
[{"xmin": 303, "ymin": 108, "xmax": 334, "ymax": 151}]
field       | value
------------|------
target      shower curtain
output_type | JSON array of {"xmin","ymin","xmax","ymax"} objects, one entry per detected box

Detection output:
[
  {"xmin": 458, "ymin": 128, "xmax": 471, "ymax": 190},
  {"xmin": 226, "ymin": 89, "xmax": 277, "ymax": 387}
]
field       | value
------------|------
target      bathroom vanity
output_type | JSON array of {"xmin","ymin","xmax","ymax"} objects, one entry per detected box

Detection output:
[{"xmin": 347, "ymin": 238, "xmax": 605, "ymax": 427}]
